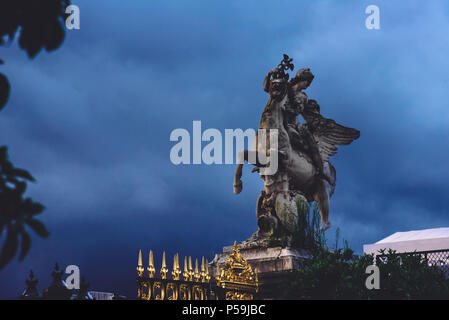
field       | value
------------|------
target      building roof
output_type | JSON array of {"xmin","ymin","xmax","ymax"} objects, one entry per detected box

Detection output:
[
  {"xmin": 376, "ymin": 228, "xmax": 449, "ymax": 244},
  {"xmin": 364, "ymin": 227, "xmax": 449, "ymax": 255}
]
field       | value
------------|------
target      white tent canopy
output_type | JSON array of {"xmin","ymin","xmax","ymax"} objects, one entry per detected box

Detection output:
[{"xmin": 364, "ymin": 227, "xmax": 449, "ymax": 255}]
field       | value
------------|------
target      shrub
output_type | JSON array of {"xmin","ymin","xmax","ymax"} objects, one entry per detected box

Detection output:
[{"xmin": 281, "ymin": 248, "xmax": 449, "ymax": 300}]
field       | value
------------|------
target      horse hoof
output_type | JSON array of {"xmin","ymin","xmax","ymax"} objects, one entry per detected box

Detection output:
[{"xmin": 233, "ymin": 181, "xmax": 243, "ymax": 194}]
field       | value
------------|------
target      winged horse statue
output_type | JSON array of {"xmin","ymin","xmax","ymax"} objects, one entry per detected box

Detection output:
[{"xmin": 233, "ymin": 55, "xmax": 359, "ymax": 240}]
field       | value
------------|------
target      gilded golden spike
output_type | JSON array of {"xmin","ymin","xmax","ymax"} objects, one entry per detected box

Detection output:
[
  {"xmin": 188, "ymin": 256, "xmax": 194, "ymax": 281},
  {"xmin": 215, "ymin": 263, "xmax": 221, "ymax": 281},
  {"xmin": 183, "ymin": 256, "xmax": 189, "ymax": 281},
  {"xmin": 205, "ymin": 259, "xmax": 211, "ymax": 282},
  {"xmin": 255, "ymin": 268, "xmax": 259, "ymax": 292},
  {"xmin": 194, "ymin": 258, "xmax": 201, "ymax": 282},
  {"xmin": 200, "ymin": 256, "xmax": 206, "ymax": 282},
  {"xmin": 232, "ymin": 241, "xmax": 239, "ymax": 256},
  {"xmin": 160, "ymin": 251, "xmax": 168, "ymax": 279},
  {"xmin": 172, "ymin": 253, "xmax": 176, "ymax": 280},
  {"xmin": 172, "ymin": 253, "xmax": 181, "ymax": 280},
  {"xmin": 137, "ymin": 250, "xmax": 144, "ymax": 276},
  {"xmin": 147, "ymin": 250, "xmax": 155, "ymax": 278}
]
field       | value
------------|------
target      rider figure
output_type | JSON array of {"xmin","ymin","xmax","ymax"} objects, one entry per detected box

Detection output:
[{"xmin": 285, "ymin": 68, "xmax": 331, "ymax": 184}]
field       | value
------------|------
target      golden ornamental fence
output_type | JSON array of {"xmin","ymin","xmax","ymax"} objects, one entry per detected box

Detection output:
[{"xmin": 136, "ymin": 242, "xmax": 259, "ymax": 300}]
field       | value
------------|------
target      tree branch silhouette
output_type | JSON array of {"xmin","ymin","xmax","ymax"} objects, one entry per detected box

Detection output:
[{"xmin": 0, "ymin": 0, "xmax": 70, "ymax": 269}]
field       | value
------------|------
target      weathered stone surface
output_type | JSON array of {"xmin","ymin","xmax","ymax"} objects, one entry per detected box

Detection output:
[
  {"xmin": 240, "ymin": 192, "xmax": 311, "ymax": 249},
  {"xmin": 210, "ymin": 243, "xmax": 312, "ymax": 299}
]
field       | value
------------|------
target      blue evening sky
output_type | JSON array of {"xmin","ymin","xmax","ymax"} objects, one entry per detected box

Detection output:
[{"xmin": 1, "ymin": 0, "xmax": 449, "ymax": 298}]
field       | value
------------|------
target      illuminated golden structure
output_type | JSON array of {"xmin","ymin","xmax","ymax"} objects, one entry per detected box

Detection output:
[
  {"xmin": 136, "ymin": 242, "xmax": 259, "ymax": 300},
  {"xmin": 216, "ymin": 242, "xmax": 259, "ymax": 300}
]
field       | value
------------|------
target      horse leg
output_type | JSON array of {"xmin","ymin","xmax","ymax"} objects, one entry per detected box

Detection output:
[{"xmin": 313, "ymin": 179, "xmax": 331, "ymax": 231}]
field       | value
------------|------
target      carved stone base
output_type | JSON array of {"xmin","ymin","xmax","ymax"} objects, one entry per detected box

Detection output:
[
  {"xmin": 210, "ymin": 244, "xmax": 311, "ymax": 300},
  {"xmin": 255, "ymin": 191, "xmax": 312, "ymax": 247}
]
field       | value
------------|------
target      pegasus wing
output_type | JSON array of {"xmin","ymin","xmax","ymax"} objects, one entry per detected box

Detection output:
[{"xmin": 313, "ymin": 117, "xmax": 360, "ymax": 163}]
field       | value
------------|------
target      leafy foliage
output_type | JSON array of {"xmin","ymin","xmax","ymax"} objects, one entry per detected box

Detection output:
[
  {"xmin": 0, "ymin": 0, "xmax": 69, "ymax": 268},
  {"xmin": 281, "ymin": 247, "xmax": 449, "ymax": 300},
  {"xmin": 0, "ymin": 147, "xmax": 49, "ymax": 269},
  {"xmin": 0, "ymin": 0, "xmax": 69, "ymax": 110},
  {"xmin": 281, "ymin": 203, "xmax": 449, "ymax": 299},
  {"xmin": 0, "ymin": 0, "xmax": 69, "ymax": 58},
  {"xmin": 0, "ymin": 65, "xmax": 9, "ymax": 111},
  {"xmin": 292, "ymin": 202, "xmax": 326, "ymax": 252}
]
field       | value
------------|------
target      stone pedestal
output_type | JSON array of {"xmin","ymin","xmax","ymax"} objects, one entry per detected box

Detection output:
[{"xmin": 211, "ymin": 244, "xmax": 312, "ymax": 299}]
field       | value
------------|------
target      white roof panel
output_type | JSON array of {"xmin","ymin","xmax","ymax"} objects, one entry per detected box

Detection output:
[
  {"xmin": 363, "ymin": 227, "xmax": 449, "ymax": 255},
  {"xmin": 376, "ymin": 227, "xmax": 449, "ymax": 244}
]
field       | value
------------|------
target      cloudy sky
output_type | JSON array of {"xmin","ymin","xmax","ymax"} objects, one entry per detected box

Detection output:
[{"xmin": 1, "ymin": 0, "xmax": 449, "ymax": 299}]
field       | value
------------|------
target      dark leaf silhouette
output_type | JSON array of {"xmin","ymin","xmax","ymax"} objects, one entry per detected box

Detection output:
[
  {"xmin": 0, "ymin": 147, "xmax": 48, "ymax": 269},
  {"xmin": 0, "ymin": 1, "xmax": 70, "ymax": 107},
  {"xmin": 0, "ymin": 72, "xmax": 10, "ymax": 110},
  {"xmin": 22, "ymin": 199, "xmax": 45, "ymax": 216},
  {"xmin": 0, "ymin": 225, "xmax": 19, "ymax": 269},
  {"xmin": 0, "ymin": 0, "xmax": 69, "ymax": 269},
  {"xmin": 0, "ymin": 0, "xmax": 70, "ymax": 59},
  {"xmin": 0, "ymin": 146, "xmax": 7, "ymax": 160},
  {"xmin": 25, "ymin": 219, "xmax": 50, "ymax": 239},
  {"xmin": 44, "ymin": 20, "xmax": 66, "ymax": 52},
  {"xmin": 10, "ymin": 168, "xmax": 35, "ymax": 182}
]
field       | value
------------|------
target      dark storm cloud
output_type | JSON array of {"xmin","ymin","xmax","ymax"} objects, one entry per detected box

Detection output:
[{"xmin": 1, "ymin": 0, "xmax": 449, "ymax": 298}]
